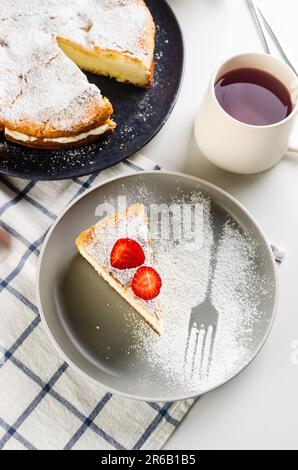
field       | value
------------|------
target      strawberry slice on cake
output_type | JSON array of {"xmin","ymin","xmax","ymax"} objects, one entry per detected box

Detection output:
[
  {"xmin": 110, "ymin": 238, "xmax": 146, "ymax": 270},
  {"xmin": 76, "ymin": 204, "xmax": 163, "ymax": 334}
]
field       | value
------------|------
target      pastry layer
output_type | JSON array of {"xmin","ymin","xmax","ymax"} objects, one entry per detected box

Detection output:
[{"xmin": 5, "ymin": 120, "xmax": 115, "ymax": 149}]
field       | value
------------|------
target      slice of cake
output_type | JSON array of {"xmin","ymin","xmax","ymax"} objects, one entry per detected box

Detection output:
[{"xmin": 76, "ymin": 204, "xmax": 162, "ymax": 334}]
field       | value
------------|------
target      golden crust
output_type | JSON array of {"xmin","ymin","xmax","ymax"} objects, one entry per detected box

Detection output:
[
  {"xmin": 76, "ymin": 204, "xmax": 162, "ymax": 335},
  {"xmin": 137, "ymin": 6, "xmax": 156, "ymax": 88},
  {"xmin": 4, "ymin": 98, "xmax": 113, "ymax": 140}
]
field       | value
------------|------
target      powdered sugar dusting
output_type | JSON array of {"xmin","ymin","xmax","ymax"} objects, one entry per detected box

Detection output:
[
  {"xmin": 0, "ymin": 0, "xmax": 154, "ymax": 131},
  {"xmin": 120, "ymin": 190, "xmax": 275, "ymax": 393}
]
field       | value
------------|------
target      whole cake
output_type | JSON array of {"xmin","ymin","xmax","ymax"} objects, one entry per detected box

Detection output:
[{"xmin": 0, "ymin": 0, "xmax": 155, "ymax": 149}]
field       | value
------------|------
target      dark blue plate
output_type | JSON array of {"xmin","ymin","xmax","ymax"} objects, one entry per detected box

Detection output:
[{"xmin": 0, "ymin": 0, "xmax": 184, "ymax": 181}]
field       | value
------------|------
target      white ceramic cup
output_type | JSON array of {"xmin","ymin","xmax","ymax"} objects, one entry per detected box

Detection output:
[{"xmin": 194, "ymin": 53, "xmax": 298, "ymax": 174}]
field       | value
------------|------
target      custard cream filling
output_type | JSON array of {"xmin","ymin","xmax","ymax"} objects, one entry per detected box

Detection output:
[
  {"xmin": 5, "ymin": 122, "xmax": 112, "ymax": 144},
  {"xmin": 57, "ymin": 39, "xmax": 150, "ymax": 87}
]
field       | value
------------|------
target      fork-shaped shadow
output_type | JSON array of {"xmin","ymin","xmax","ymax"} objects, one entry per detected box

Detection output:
[{"xmin": 184, "ymin": 204, "xmax": 227, "ymax": 379}]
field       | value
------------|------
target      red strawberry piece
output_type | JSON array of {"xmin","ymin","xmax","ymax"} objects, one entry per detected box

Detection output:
[
  {"xmin": 131, "ymin": 266, "xmax": 162, "ymax": 300},
  {"xmin": 110, "ymin": 238, "xmax": 145, "ymax": 270}
]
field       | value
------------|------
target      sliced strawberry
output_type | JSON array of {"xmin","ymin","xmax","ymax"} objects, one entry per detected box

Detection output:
[
  {"xmin": 110, "ymin": 238, "xmax": 145, "ymax": 270},
  {"xmin": 131, "ymin": 266, "xmax": 162, "ymax": 301}
]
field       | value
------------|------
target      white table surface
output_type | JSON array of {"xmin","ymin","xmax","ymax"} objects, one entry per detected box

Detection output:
[{"xmin": 141, "ymin": 0, "xmax": 298, "ymax": 450}]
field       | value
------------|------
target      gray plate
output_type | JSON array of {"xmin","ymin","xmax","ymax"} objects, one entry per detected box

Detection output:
[{"xmin": 37, "ymin": 172, "xmax": 278, "ymax": 402}]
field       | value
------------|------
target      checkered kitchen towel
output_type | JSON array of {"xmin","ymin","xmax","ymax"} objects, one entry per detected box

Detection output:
[{"xmin": 0, "ymin": 154, "xmax": 194, "ymax": 451}]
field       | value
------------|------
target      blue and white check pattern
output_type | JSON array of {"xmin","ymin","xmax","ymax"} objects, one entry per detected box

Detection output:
[{"xmin": 0, "ymin": 155, "xmax": 194, "ymax": 451}]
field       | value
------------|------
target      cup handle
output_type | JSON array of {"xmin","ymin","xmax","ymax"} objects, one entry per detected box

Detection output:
[
  {"xmin": 288, "ymin": 120, "xmax": 298, "ymax": 154},
  {"xmin": 288, "ymin": 144, "xmax": 298, "ymax": 153}
]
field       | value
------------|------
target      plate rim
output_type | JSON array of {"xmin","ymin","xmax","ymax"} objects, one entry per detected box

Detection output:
[
  {"xmin": 36, "ymin": 171, "xmax": 279, "ymax": 402},
  {"xmin": 0, "ymin": 0, "xmax": 185, "ymax": 181}
]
